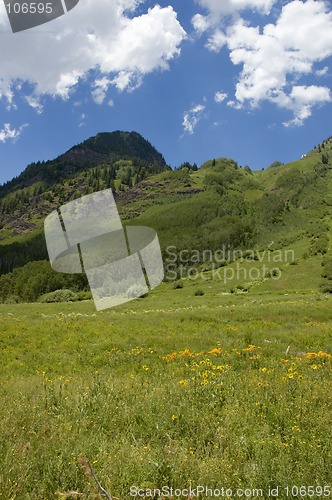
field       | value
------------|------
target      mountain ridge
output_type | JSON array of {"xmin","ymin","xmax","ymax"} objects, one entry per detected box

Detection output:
[
  {"xmin": 0, "ymin": 130, "xmax": 332, "ymax": 302},
  {"xmin": 0, "ymin": 130, "xmax": 168, "ymax": 197}
]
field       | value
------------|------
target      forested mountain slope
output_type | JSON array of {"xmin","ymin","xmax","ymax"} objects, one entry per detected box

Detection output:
[{"xmin": 1, "ymin": 132, "xmax": 332, "ymax": 302}]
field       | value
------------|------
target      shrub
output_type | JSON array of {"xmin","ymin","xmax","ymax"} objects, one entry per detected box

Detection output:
[
  {"xmin": 173, "ymin": 281, "xmax": 184, "ymax": 289},
  {"xmin": 77, "ymin": 291, "xmax": 93, "ymax": 301},
  {"xmin": 264, "ymin": 268, "xmax": 281, "ymax": 279},
  {"xmin": 38, "ymin": 289, "xmax": 79, "ymax": 303},
  {"xmin": 194, "ymin": 289, "xmax": 205, "ymax": 296},
  {"xmin": 243, "ymin": 250, "xmax": 256, "ymax": 261},
  {"xmin": 320, "ymin": 283, "xmax": 332, "ymax": 293},
  {"xmin": 268, "ymin": 160, "xmax": 283, "ymax": 169},
  {"xmin": 310, "ymin": 236, "xmax": 328, "ymax": 255},
  {"xmin": 243, "ymin": 165, "xmax": 252, "ymax": 174},
  {"xmin": 4, "ymin": 295, "xmax": 20, "ymax": 304},
  {"xmin": 229, "ymin": 285, "xmax": 250, "ymax": 294},
  {"xmin": 322, "ymin": 153, "xmax": 329, "ymax": 165},
  {"xmin": 236, "ymin": 284, "xmax": 251, "ymax": 292},
  {"xmin": 320, "ymin": 255, "xmax": 332, "ymax": 293},
  {"xmin": 214, "ymin": 259, "xmax": 227, "ymax": 268}
]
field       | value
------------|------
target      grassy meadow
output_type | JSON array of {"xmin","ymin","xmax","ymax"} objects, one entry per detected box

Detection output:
[
  {"xmin": 1, "ymin": 129, "xmax": 332, "ymax": 499},
  {"xmin": 0, "ymin": 268, "xmax": 331, "ymax": 498}
]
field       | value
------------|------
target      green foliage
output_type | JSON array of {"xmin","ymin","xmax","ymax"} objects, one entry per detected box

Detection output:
[
  {"xmin": 308, "ymin": 221, "xmax": 329, "ymax": 256},
  {"xmin": 268, "ymin": 160, "xmax": 283, "ymax": 169},
  {"xmin": 4, "ymin": 294, "xmax": 20, "ymax": 304},
  {"xmin": 201, "ymin": 157, "xmax": 238, "ymax": 170},
  {"xmin": 314, "ymin": 163, "xmax": 328, "ymax": 177},
  {"xmin": 172, "ymin": 281, "xmax": 184, "ymax": 289},
  {"xmin": 38, "ymin": 289, "xmax": 79, "ymax": 303},
  {"xmin": 177, "ymin": 161, "xmax": 198, "ymax": 171},
  {"xmin": 322, "ymin": 153, "xmax": 329, "ymax": 165},
  {"xmin": 0, "ymin": 131, "xmax": 168, "ymax": 198},
  {"xmin": 243, "ymin": 165, "xmax": 252, "ymax": 174},
  {"xmin": 310, "ymin": 237, "xmax": 328, "ymax": 256},
  {"xmin": 320, "ymin": 254, "xmax": 332, "ymax": 293},
  {"xmin": 159, "ymin": 169, "xmax": 190, "ymax": 181},
  {"xmin": 2, "ymin": 131, "xmax": 332, "ymax": 304},
  {"xmin": 203, "ymin": 159, "xmax": 244, "ymax": 192},
  {"xmin": 81, "ymin": 131, "xmax": 167, "ymax": 168},
  {"xmin": 257, "ymin": 193, "xmax": 285, "ymax": 224},
  {"xmin": 307, "ymin": 220, "xmax": 329, "ymax": 237},
  {"xmin": 204, "ymin": 172, "xmax": 226, "ymax": 191},
  {"xmin": 321, "ymin": 255, "xmax": 332, "ymax": 279},
  {"xmin": 0, "ymin": 260, "xmax": 88, "ymax": 303},
  {"xmin": 77, "ymin": 291, "xmax": 93, "ymax": 301},
  {"xmin": 2, "ymin": 136, "xmax": 332, "ymax": 499},
  {"xmin": 275, "ymin": 168, "xmax": 304, "ymax": 190},
  {"xmin": 0, "ymin": 231, "xmax": 48, "ymax": 274},
  {"xmin": 117, "ymin": 163, "xmax": 134, "ymax": 186}
]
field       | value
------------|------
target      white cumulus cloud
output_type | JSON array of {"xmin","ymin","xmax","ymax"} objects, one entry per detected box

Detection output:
[
  {"xmin": 194, "ymin": 0, "xmax": 275, "ymax": 18},
  {"xmin": 193, "ymin": 0, "xmax": 332, "ymax": 125},
  {"xmin": 92, "ymin": 77, "xmax": 111, "ymax": 105},
  {"xmin": 25, "ymin": 95, "xmax": 43, "ymax": 114},
  {"xmin": 0, "ymin": 0, "xmax": 186, "ymax": 107},
  {"xmin": 0, "ymin": 123, "xmax": 28, "ymax": 142},
  {"xmin": 282, "ymin": 85, "xmax": 331, "ymax": 127},
  {"xmin": 192, "ymin": 0, "xmax": 276, "ymax": 38},
  {"xmin": 215, "ymin": 91, "xmax": 228, "ymax": 103},
  {"xmin": 316, "ymin": 66, "xmax": 329, "ymax": 77},
  {"xmin": 183, "ymin": 104, "xmax": 205, "ymax": 134}
]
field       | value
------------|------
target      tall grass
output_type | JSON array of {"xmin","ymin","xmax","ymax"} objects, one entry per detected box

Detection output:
[{"xmin": 0, "ymin": 292, "xmax": 331, "ymax": 498}]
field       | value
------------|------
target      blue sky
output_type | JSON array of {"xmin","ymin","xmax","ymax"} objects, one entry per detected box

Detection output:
[{"xmin": 0, "ymin": 0, "xmax": 332, "ymax": 184}]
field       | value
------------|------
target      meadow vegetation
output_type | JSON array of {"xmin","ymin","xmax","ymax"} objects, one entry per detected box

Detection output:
[
  {"xmin": 0, "ymin": 279, "xmax": 331, "ymax": 498},
  {"xmin": 1, "ymin": 133, "xmax": 332, "ymax": 497}
]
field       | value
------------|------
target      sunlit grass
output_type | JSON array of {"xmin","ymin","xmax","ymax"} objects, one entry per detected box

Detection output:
[{"xmin": 0, "ymin": 290, "xmax": 331, "ymax": 498}]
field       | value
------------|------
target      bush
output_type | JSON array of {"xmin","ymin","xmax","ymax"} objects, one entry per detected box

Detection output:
[
  {"xmin": 194, "ymin": 289, "xmax": 205, "ymax": 296},
  {"xmin": 268, "ymin": 160, "xmax": 283, "ymax": 169},
  {"xmin": 310, "ymin": 236, "xmax": 328, "ymax": 255},
  {"xmin": 322, "ymin": 153, "xmax": 329, "ymax": 165},
  {"xmin": 77, "ymin": 291, "xmax": 93, "ymax": 301},
  {"xmin": 243, "ymin": 165, "xmax": 252, "ymax": 174},
  {"xmin": 236, "ymin": 284, "xmax": 250, "ymax": 292},
  {"xmin": 320, "ymin": 283, "xmax": 332, "ymax": 293},
  {"xmin": 173, "ymin": 281, "xmax": 184, "ymax": 289},
  {"xmin": 38, "ymin": 289, "xmax": 79, "ymax": 303},
  {"xmin": 264, "ymin": 268, "xmax": 281, "ymax": 279},
  {"xmin": 4, "ymin": 295, "xmax": 20, "ymax": 304}
]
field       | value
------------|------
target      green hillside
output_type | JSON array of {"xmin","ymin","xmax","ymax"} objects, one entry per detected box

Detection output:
[
  {"xmin": 1, "ymin": 132, "xmax": 332, "ymax": 303},
  {"xmin": 1, "ymin": 134, "xmax": 332, "ymax": 497},
  {"xmin": 0, "ymin": 131, "xmax": 169, "ymax": 273}
]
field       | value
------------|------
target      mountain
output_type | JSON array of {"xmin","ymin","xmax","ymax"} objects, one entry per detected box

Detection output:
[
  {"xmin": 0, "ymin": 130, "xmax": 167, "ymax": 197},
  {"xmin": 0, "ymin": 130, "xmax": 169, "ymax": 273},
  {"xmin": 0, "ymin": 132, "xmax": 332, "ymax": 303}
]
